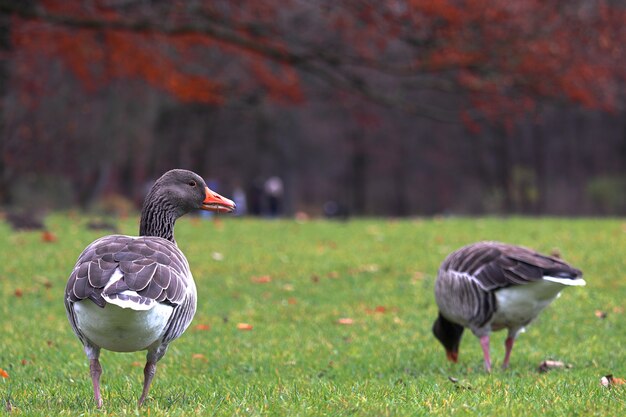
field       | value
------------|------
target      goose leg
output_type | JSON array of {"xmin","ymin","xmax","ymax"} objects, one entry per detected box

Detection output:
[
  {"xmin": 84, "ymin": 345, "xmax": 103, "ymax": 408},
  {"xmin": 138, "ymin": 361, "xmax": 157, "ymax": 407},
  {"xmin": 479, "ymin": 335, "xmax": 491, "ymax": 372},
  {"xmin": 89, "ymin": 359, "xmax": 103, "ymax": 408},
  {"xmin": 502, "ymin": 337, "xmax": 515, "ymax": 369},
  {"xmin": 138, "ymin": 344, "xmax": 168, "ymax": 407}
]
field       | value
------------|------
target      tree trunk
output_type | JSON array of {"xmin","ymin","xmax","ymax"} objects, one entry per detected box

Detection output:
[{"xmin": 348, "ymin": 132, "xmax": 367, "ymax": 215}]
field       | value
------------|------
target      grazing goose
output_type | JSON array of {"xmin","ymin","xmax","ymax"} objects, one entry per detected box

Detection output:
[
  {"xmin": 65, "ymin": 169, "xmax": 235, "ymax": 407},
  {"xmin": 432, "ymin": 241, "xmax": 585, "ymax": 371}
]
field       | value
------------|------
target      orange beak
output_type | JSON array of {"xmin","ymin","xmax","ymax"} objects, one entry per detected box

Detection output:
[
  {"xmin": 446, "ymin": 350, "xmax": 458, "ymax": 363},
  {"xmin": 201, "ymin": 187, "xmax": 236, "ymax": 213}
]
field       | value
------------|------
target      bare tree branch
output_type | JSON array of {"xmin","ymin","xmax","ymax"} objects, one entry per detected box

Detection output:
[{"xmin": 0, "ymin": 0, "xmax": 459, "ymax": 122}]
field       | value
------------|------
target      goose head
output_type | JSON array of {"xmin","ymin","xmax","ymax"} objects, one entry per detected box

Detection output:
[
  {"xmin": 146, "ymin": 169, "xmax": 235, "ymax": 217},
  {"xmin": 432, "ymin": 313, "xmax": 464, "ymax": 363}
]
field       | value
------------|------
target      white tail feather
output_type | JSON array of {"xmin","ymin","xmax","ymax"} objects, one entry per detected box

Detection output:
[
  {"xmin": 102, "ymin": 268, "xmax": 155, "ymax": 310},
  {"xmin": 103, "ymin": 290, "xmax": 155, "ymax": 310},
  {"xmin": 543, "ymin": 276, "xmax": 586, "ymax": 286}
]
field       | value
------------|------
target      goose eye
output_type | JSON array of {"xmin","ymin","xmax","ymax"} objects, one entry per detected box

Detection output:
[{"xmin": 188, "ymin": 180, "xmax": 197, "ymax": 187}]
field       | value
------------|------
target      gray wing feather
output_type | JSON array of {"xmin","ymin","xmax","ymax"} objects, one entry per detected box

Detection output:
[
  {"xmin": 441, "ymin": 241, "xmax": 582, "ymax": 291},
  {"xmin": 435, "ymin": 269, "xmax": 496, "ymax": 329},
  {"xmin": 436, "ymin": 241, "xmax": 581, "ymax": 331},
  {"xmin": 162, "ymin": 289, "xmax": 197, "ymax": 345},
  {"xmin": 65, "ymin": 235, "xmax": 192, "ymax": 310}
]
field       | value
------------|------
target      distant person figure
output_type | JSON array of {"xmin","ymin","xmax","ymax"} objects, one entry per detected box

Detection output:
[
  {"xmin": 323, "ymin": 200, "xmax": 350, "ymax": 221},
  {"xmin": 264, "ymin": 176, "xmax": 284, "ymax": 217},
  {"xmin": 232, "ymin": 185, "xmax": 247, "ymax": 216},
  {"xmin": 247, "ymin": 179, "xmax": 264, "ymax": 216}
]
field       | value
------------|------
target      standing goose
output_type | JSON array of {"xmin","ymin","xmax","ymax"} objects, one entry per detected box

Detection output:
[
  {"xmin": 65, "ymin": 169, "xmax": 235, "ymax": 407},
  {"xmin": 432, "ymin": 241, "xmax": 585, "ymax": 371}
]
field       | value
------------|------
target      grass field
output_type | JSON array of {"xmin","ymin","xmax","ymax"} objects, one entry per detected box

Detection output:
[{"xmin": 1, "ymin": 214, "xmax": 625, "ymax": 416}]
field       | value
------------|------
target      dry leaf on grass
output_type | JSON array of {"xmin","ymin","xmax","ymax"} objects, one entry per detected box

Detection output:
[
  {"xmin": 601, "ymin": 374, "xmax": 626, "ymax": 387},
  {"xmin": 41, "ymin": 231, "xmax": 57, "ymax": 242},
  {"xmin": 194, "ymin": 324, "xmax": 211, "ymax": 331},
  {"xmin": 365, "ymin": 306, "xmax": 388, "ymax": 314},
  {"xmin": 595, "ymin": 310, "xmax": 608, "ymax": 319},
  {"xmin": 0, "ymin": 368, "xmax": 8, "ymax": 378},
  {"xmin": 237, "ymin": 323, "xmax": 253, "ymax": 331},
  {"xmin": 251, "ymin": 275, "xmax": 272, "ymax": 284},
  {"xmin": 337, "ymin": 318, "xmax": 354, "ymax": 325},
  {"xmin": 192, "ymin": 354, "xmax": 208, "ymax": 362},
  {"xmin": 448, "ymin": 376, "xmax": 472, "ymax": 390},
  {"xmin": 538, "ymin": 360, "xmax": 572, "ymax": 373}
]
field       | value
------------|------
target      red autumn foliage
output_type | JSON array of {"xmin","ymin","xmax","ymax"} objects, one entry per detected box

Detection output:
[{"xmin": 3, "ymin": 0, "xmax": 623, "ymax": 125}]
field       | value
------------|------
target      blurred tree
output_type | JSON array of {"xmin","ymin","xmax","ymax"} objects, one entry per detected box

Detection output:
[
  {"xmin": 2, "ymin": 0, "xmax": 623, "ymax": 119},
  {"xmin": 0, "ymin": 0, "xmax": 624, "ymax": 214}
]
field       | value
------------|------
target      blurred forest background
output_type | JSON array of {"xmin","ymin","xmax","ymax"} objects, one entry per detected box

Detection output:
[{"xmin": 0, "ymin": 0, "xmax": 625, "ymax": 218}]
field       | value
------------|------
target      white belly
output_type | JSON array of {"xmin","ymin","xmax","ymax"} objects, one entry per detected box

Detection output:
[
  {"xmin": 74, "ymin": 300, "xmax": 174, "ymax": 352},
  {"xmin": 492, "ymin": 280, "xmax": 563, "ymax": 330}
]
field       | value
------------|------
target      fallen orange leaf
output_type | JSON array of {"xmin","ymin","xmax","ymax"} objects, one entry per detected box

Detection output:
[
  {"xmin": 192, "ymin": 354, "xmax": 208, "ymax": 362},
  {"xmin": 287, "ymin": 297, "xmax": 298, "ymax": 305},
  {"xmin": 14, "ymin": 288, "xmax": 23, "ymax": 297},
  {"xmin": 237, "ymin": 323, "xmax": 253, "ymax": 331},
  {"xmin": 0, "ymin": 368, "xmax": 8, "ymax": 378},
  {"xmin": 251, "ymin": 275, "xmax": 272, "ymax": 284},
  {"xmin": 41, "ymin": 231, "xmax": 57, "ymax": 242},
  {"xmin": 194, "ymin": 324, "xmax": 211, "ymax": 331},
  {"xmin": 337, "ymin": 318, "xmax": 354, "ymax": 325},
  {"xmin": 374, "ymin": 306, "xmax": 387, "ymax": 313},
  {"xmin": 595, "ymin": 310, "xmax": 608, "ymax": 319},
  {"xmin": 131, "ymin": 361, "xmax": 142, "ymax": 367}
]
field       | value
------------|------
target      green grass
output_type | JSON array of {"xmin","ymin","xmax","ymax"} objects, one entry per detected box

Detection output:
[{"xmin": 1, "ymin": 215, "xmax": 625, "ymax": 416}]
